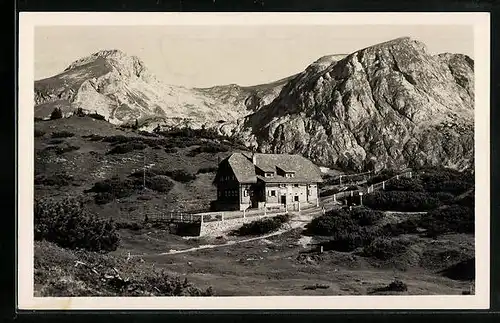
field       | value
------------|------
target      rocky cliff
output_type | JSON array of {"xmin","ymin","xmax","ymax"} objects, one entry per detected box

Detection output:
[
  {"xmin": 34, "ymin": 49, "xmax": 288, "ymax": 128},
  {"xmin": 229, "ymin": 37, "xmax": 474, "ymax": 171}
]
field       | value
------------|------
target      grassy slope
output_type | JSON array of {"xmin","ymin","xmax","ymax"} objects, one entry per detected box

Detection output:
[
  {"xmin": 34, "ymin": 116, "xmax": 239, "ymax": 222},
  {"xmin": 34, "ymin": 117, "xmax": 475, "ymax": 296}
]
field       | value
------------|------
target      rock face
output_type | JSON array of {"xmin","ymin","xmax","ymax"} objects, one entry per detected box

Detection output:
[
  {"xmin": 34, "ymin": 49, "xmax": 288, "ymax": 128},
  {"xmin": 232, "ymin": 37, "xmax": 474, "ymax": 171}
]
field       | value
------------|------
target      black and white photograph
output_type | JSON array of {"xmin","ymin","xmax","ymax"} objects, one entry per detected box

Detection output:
[{"xmin": 17, "ymin": 12, "xmax": 490, "ymax": 310}]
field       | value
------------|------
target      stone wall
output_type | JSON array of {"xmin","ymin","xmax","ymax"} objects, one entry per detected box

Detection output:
[{"xmin": 199, "ymin": 213, "xmax": 286, "ymax": 237}]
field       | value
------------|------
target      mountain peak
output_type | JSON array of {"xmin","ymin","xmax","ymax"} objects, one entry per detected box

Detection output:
[{"xmin": 64, "ymin": 49, "xmax": 149, "ymax": 79}]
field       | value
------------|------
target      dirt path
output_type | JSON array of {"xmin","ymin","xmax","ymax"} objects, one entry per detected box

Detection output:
[{"xmin": 142, "ymin": 208, "xmax": 321, "ymax": 257}]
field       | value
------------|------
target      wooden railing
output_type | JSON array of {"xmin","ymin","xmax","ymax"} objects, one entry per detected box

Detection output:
[{"xmin": 321, "ymin": 169, "xmax": 413, "ymax": 205}]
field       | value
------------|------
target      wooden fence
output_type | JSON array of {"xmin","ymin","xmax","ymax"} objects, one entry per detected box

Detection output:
[{"xmin": 321, "ymin": 169, "xmax": 413, "ymax": 205}]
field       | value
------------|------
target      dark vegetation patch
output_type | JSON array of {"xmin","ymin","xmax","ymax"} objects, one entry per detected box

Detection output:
[
  {"xmin": 35, "ymin": 172, "xmax": 76, "ymax": 187},
  {"xmin": 51, "ymin": 131, "xmax": 75, "ymax": 138},
  {"xmin": 380, "ymin": 219, "xmax": 420, "ymax": 237},
  {"xmin": 368, "ymin": 279, "xmax": 408, "ymax": 294},
  {"xmin": 34, "ymin": 129, "xmax": 46, "ymax": 137},
  {"xmin": 84, "ymin": 176, "xmax": 140, "ymax": 205},
  {"xmin": 362, "ymin": 191, "xmax": 440, "ymax": 212},
  {"xmin": 439, "ymin": 258, "xmax": 475, "ymax": 281},
  {"xmin": 82, "ymin": 134, "xmax": 105, "ymax": 141},
  {"xmin": 187, "ymin": 143, "xmax": 230, "ymax": 156},
  {"xmin": 42, "ymin": 144, "xmax": 80, "ymax": 155},
  {"xmin": 49, "ymin": 139, "xmax": 65, "ymax": 145},
  {"xmin": 196, "ymin": 166, "xmax": 218, "ymax": 174},
  {"xmin": 88, "ymin": 113, "xmax": 106, "ymax": 121},
  {"xmin": 419, "ymin": 204, "xmax": 474, "ymax": 237},
  {"xmin": 34, "ymin": 240, "xmax": 215, "ymax": 296},
  {"xmin": 362, "ymin": 237, "xmax": 412, "ymax": 260},
  {"xmin": 384, "ymin": 178, "xmax": 425, "ymax": 192},
  {"xmin": 235, "ymin": 214, "xmax": 290, "ymax": 236},
  {"xmin": 34, "ymin": 197, "xmax": 119, "ymax": 252},
  {"xmin": 130, "ymin": 168, "xmax": 196, "ymax": 183},
  {"xmin": 106, "ymin": 142, "xmax": 147, "ymax": 155}
]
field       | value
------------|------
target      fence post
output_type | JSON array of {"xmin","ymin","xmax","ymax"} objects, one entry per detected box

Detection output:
[
  {"xmin": 180, "ymin": 213, "xmax": 183, "ymax": 222},
  {"xmin": 221, "ymin": 212, "xmax": 224, "ymax": 222},
  {"xmin": 264, "ymin": 207, "xmax": 267, "ymax": 217},
  {"xmin": 243, "ymin": 208, "xmax": 246, "ymax": 218},
  {"xmin": 190, "ymin": 214, "xmax": 193, "ymax": 222},
  {"xmin": 350, "ymin": 191, "xmax": 353, "ymax": 197},
  {"xmin": 409, "ymin": 171, "xmax": 412, "ymax": 178},
  {"xmin": 382, "ymin": 181, "xmax": 385, "ymax": 190},
  {"xmin": 396, "ymin": 175, "xmax": 399, "ymax": 180},
  {"xmin": 201, "ymin": 214, "xmax": 204, "ymax": 224},
  {"xmin": 298, "ymin": 202, "xmax": 301, "ymax": 212},
  {"xmin": 333, "ymin": 193, "xmax": 337, "ymax": 203}
]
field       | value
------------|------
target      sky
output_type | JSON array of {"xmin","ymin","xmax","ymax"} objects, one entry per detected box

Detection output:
[{"xmin": 34, "ymin": 25, "xmax": 474, "ymax": 88}]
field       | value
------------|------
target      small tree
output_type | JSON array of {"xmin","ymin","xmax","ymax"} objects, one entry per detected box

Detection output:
[
  {"xmin": 75, "ymin": 107, "xmax": 86, "ymax": 117},
  {"xmin": 50, "ymin": 107, "xmax": 63, "ymax": 120}
]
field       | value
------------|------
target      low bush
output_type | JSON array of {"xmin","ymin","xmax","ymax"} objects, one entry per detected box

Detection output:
[
  {"xmin": 196, "ymin": 166, "xmax": 218, "ymax": 174},
  {"xmin": 381, "ymin": 219, "xmax": 420, "ymax": 237},
  {"xmin": 146, "ymin": 176, "xmax": 174, "ymax": 193},
  {"xmin": 51, "ymin": 131, "xmax": 75, "ymax": 138},
  {"xmin": 34, "ymin": 173, "xmax": 75, "ymax": 186},
  {"xmin": 307, "ymin": 209, "xmax": 356, "ymax": 237},
  {"xmin": 107, "ymin": 142, "xmax": 147, "ymax": 154},
  {"xmin": 34, "ymin": 129, "xmax": 45, "ymax": 137},
  {"xmin": 187, "ymin": 143, "xmax": 230, "ymax": 156},
  {"xmin": 164, "ymin": 147, "xmax": 178, "ymax": 153},
  {"xmin": 236, "ymin": 214, "xmax": 290, "ymax": 236},
  {"xmin": 350, "ymin": 207, "xmax": 384, "ymax": 226},
  {"xmin": 322, "ymin": 226, "xmax": 381, "ymax": 252},
  {"xmin": 384, "ymin": 178, "xmax": 425, "ymax": 192},
  {"xmin": 363, "ymin": 191, "xmax": 440, "ymax": 212},
  {"xmin": 419, "ymin": 204, "xmax": 474, "ymax": 237},
  {"xmin": 34, "ymin": 197, "xmax": 119, "ymax": 252},
  {"xmin": 49, "ymin": 139, "xmax": 65, "ymax": 145},
  {"xmin": 432, "ymin": 192, "xmax": 456, "ymax": 203},
  {"xmin": 115, "ymin": 221, "xmax": 143, "ymax": 231},
  {"xmin": 88, "ymin": 113, "xmax": 106, "ymax": 121},
  {"xmin": 85, "ymin": 176, "xmax": 139, "ymax": 204},
  {"xmin": 362, "ymin": 237, "xmax": 411, "ymax": 260},
  {"xmin": 50, "ymin": 107, "xmax": 63, "ymax": 120},
  {"xmin": 82, "ymin": 134, "xmax": 104, "ymax": 141}
]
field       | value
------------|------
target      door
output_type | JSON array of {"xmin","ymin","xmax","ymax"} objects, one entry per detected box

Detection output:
[{"xmin": 280, "ymin": 195, "xmax": 286, "ymax": 205}]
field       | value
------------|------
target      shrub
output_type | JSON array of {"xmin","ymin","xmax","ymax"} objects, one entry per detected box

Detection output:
[
  {"xmin": 107, "ymin": 142, "xmax": 147, "ymax": 154},
  {"xmin": 51, "ymin": 131, "xmax": 75, "ymax": 138},
  {"xmin": 75, "ymin": 107, "xmax": 86, "ymax": 117},
  {"xmin": 88, "ymin": 113, "xmax": 106, "ymax": 121},
  {"xmin": 34, "ymin": 197, "xmax": 119, "ymax": 252},
  {"xmin": 362, "ymin": 237, "xmax": 411, "ymax": 260},
  {"xmin": 164, "ymin": 147, "xmax": 178, "ymax": 153},
  {"xmin": 384, "ymin": 178, "xmax": 425, "ymax": 192},
  {"xmin": 43, "ymin": 144, "xmax": 80, "ymax": 155},
  {"xmin": 307, "ymin": 210, "xmax": 357, "ymax": 237},
  {"xmin": 82, "ymin": 134, "xmax": 104, "ymax": 141},
  {"xmin": 49, "ymin": 139, "xmax": 65, "ymax": 145},
  {"xmin": 146, "ymin": 176, "xmax": 174, "ymax": 193},
  {"xmin": 381, "ymin": 219, "xmax": 419, "ymax": 237},
  {"xmin": 115, "ymin": 221, "xmax": 143, "ymax": 231},
  {"xmin": 433, "ymin": 192, "xmax": 456, "ymax": 203},
  {"xmin": 350, "ymin": 207, "xmax": 384, "ymax": 226},
  {"xmin": 50, "ymin": 107, "xmax": 63, "ymax": 120},
  {"xmin": 85, "ymin": 176, "xmax": 139, "ymax": 204},
  {"xmin": 363, "ymin": 191, "xmax": 440, "ymax": 212},
  {"xmin": 187, "ymin": 143, "xmax": 230, "ymax": 156},
  {"xmin": 236, "ymin": 213, "xmax": 290, "ymax": 236},
  {"xmin": 34, "ymin": 129, "xmax": 45, "ymax": 137},
  {"xmin": 419, "ymin": 204, "xmax": 474, "ymax": 236},
  {"xmin": 132, "ymin": 168, "xmax": 196, "ymax": 183},
  {"xmin": 322, "ymin": 226, "xmax": 381, "ymax": 252},
  {"xmin": 34, "ymin": 173, "xmax": 74, "ymax": 186},
  {"xmin": 196, "ymin": 167, "xmax": 218, "ymax": 174}
]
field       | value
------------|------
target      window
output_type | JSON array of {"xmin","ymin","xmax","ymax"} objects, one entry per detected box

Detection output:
[
  {"xmin": 294, "ymin": 184, "xmax": 299, "ymax": 188},
  {"xmin": 279, "ymin": 184, "xmax": 287, "ymax": 188},
  {"xmin": 265, "ymin": 172, "xmax": 273, "ymax": 177},
  {"xmin": 270, "ymin": 190, "xmax": 276, "ymax": 197},
  {"xmin": 294, "ymin": 196, "xmax": 299, "ymax": 202},
  {"xmin": 244, "ymin": 189, "xmax": 248, "ymax": 197}
]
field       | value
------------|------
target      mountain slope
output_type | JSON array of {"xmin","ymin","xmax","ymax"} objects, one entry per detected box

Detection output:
[
  {"xmin": 34, "ymin": 50, "xmax": 289, "ymax": 128},
  {"xmin": 231, "ymin": 37, "xmax": 474, "ymax": 171}
]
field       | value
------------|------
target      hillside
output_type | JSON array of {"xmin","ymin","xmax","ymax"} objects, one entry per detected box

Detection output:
[
  {"xmin": 230, "ymin": 37, "xmax": 474, "ymax": 171},
  {"xmin": 34, "ymin": 50, "xmax": 290, "ymax": 129}
]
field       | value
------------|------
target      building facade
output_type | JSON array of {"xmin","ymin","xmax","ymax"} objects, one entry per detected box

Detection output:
[{"xmin": 214, "ymin": 152, "xmax": 322, "ymax": 211}]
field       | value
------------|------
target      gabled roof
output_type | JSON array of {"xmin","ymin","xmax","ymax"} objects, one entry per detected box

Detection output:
[{"xmin": 225, "ymin": 152, "xmax": 323, "ymax": 184}]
